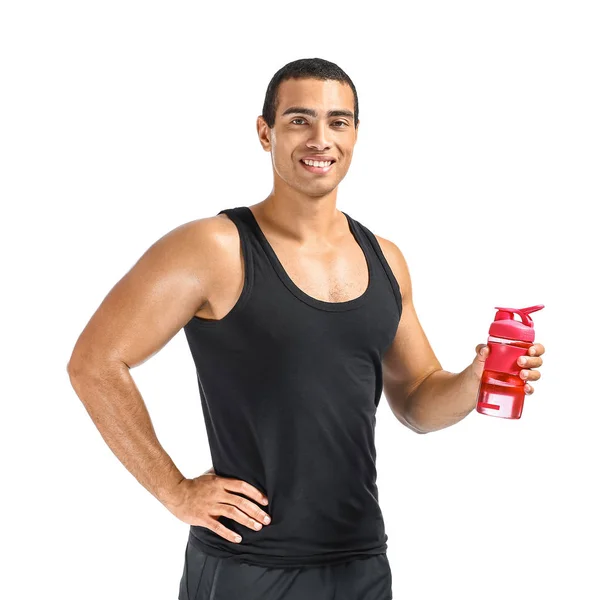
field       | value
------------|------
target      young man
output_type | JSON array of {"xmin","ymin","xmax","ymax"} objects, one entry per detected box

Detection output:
[{"xmin": 67, "ymin": 58, "xmax": 545, "ymax": 599}]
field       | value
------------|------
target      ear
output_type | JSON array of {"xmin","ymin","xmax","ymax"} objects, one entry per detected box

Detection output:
[{"xmin": 256, "ymin": 115, "xmax": 271, "ymax": 152}]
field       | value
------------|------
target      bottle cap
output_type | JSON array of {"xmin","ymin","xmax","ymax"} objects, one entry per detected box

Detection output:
[{"xmin": 489, "ymin": 304, "xmax": 544, "ymax": 342}]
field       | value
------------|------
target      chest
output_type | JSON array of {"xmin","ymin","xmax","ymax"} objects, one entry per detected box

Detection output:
[{"xmin": 272, "ymin": 241, "xmax": 370, "ymax": 304}]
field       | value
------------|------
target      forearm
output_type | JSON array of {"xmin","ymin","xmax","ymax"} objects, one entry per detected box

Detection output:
[
  {"xmin": 67, "ymin": 361, "xmax": 185, "ymax": 511},
  {"xmin": 404, "ymin": 367, "xmax": 479, "ymax": 434}
]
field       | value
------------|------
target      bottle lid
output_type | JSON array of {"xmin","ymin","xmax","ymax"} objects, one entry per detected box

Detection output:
[{"xmin": 489, "ymin": 304, "xmax": 544, "ymax": 342}]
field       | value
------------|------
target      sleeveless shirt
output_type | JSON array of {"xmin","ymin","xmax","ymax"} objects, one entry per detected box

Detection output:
[{"xmin": 183, "ymin": 206, "xmax": 403, "ymax": 568}]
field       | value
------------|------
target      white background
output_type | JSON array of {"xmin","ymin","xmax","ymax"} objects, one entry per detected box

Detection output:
[{"xmin": 2, "ymin": 1, "xmax": 598, "ymax": 598}]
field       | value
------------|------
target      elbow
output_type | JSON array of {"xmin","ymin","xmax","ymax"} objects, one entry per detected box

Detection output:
[
  {"xmin": 67, "ymin": 344, "xmax": 128, "ymax": 380},
  {"xmin": 66, "ymin": 358, "xmax": 81, "ymax": 380},
  {"xmin": 401, "ymin": 405, "xmax": 434, "ymax": 434},
  {"xmin": 67, "ymin": 344, "xmax": 86, "ymax": 379},
  {"xmin": 66, "ymin": 355, "xmax": 113, "ymax": 383},
  {"xmin": 67, "ymin": 358, "xmax": 92, "ymax": 392},
  {"xmin": 391, "ymin": 406, "xmax": 430, "ymax": 434},
  {"xmin": 67, "ymin": 352, "xmax": 91, "ymax": 381},
  {"xmin": 408, "ymin": 419, "xmax": 431, "ymax": 434}
]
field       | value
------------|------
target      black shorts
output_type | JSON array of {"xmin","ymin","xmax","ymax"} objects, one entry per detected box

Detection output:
[{"xmin": 178, "ymin": 536, "xmax": 393, "ymax": 600}]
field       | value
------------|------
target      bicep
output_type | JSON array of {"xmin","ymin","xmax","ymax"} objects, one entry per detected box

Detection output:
[
  {"xmin": 377, "ymin": 236, "xmax": 442, "ymax": 423},
  {"xmin": 68, "ymin": 219, "xmax": 217, "ymax": 372}
]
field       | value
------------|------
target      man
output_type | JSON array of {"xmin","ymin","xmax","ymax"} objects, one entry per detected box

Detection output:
[{"xmin": 67, "ymin": 58, "xmax": 545, "ymax": 600}]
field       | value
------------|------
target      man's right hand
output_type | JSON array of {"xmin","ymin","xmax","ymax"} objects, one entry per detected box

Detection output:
[{"xmin": 167, "ymin": 467, "xmax": 271, "ymax": 544}]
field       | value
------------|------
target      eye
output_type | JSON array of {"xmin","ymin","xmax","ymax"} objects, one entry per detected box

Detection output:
[
  {"xmin": 332, "ymin": 121, "xmax": 348, "ymax": 127},
  {"xmin": 291, "ymin": 118, "xmax": 306, "ymax": 125}
]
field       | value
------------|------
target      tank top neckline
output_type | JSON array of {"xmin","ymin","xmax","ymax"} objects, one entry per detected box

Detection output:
[{"xmin": 239, "ymin": 206, "xmax": 374, "ymax": 312}]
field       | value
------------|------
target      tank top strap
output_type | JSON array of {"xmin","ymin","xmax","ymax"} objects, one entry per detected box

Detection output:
[
  {"xmin": 346, "ymin": 215, "xmax": 403, "ymax": 318},
  {"xmin": 216, "ymin": 206, "xmax": 262, "ymax": 286},
  {"xmin": 218, "ymin": 205, "xmax": 272, "ymax": 267}
]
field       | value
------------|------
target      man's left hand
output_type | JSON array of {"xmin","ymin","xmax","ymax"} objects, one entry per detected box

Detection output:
[{"xmin": 472, "ymin": 342, "xmax": 545, "ymax": 395}]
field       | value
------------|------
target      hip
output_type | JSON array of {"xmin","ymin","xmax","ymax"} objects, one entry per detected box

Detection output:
[{"xmin": 178, "ymin": 535, "xmax": 393, "ymax": 600}]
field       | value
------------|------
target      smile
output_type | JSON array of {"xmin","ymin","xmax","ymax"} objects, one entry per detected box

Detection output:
[{"xmin": 300, "ymin": 158, "xmax": 335, "ymax": 174}]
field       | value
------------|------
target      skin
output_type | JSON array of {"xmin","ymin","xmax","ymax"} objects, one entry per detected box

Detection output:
[{"xmin": 67, "ymin": 77, "xmax": 545, "ymax": 545}]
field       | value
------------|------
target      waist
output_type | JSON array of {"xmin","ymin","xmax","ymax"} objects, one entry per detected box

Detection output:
[
  {"xmin": 188, "ymin": 528, "xmax": 388, "ymax": 568},
  {"xmin": 188, "ymin": 490, "xmax": 388, "ymax": 568}
]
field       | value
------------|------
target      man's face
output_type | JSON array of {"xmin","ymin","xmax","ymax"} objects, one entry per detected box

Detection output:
[{"xmin": 257, "ymin": 78, "xmax": 359, "ymax": 197}]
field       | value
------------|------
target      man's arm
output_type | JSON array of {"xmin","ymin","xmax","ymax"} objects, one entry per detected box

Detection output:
[
  {"xmin": 67, "ymin": 215, "xmax": 241, "ymax": 511},
  {"xmin": 377, "ymin": 235, "xmax": 480, "ymax": 434}
]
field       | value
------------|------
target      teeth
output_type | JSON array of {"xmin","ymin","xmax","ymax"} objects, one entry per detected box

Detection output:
[{"xmin": 302, "ymin": 159, "xmax": 332, "ymax": 167}]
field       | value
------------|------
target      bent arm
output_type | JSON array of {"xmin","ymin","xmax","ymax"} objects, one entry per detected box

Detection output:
[
  {"xmin": 377, "ymin": 235, "xmax": 478, "ymax": 434},
  {"xmin": 67, "ymin": 216, "xmax": 233, "ymax": 509}
]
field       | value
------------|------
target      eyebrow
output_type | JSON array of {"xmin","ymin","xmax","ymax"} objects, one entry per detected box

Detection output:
[{"xmin": 281, "ymin": 106, "xmax": 354, "ymax": 119}]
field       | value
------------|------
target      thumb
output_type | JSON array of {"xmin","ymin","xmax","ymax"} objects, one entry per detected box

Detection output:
[{"xmin": 476, "ymin": 344, "xmax": 489, "ymax": 359}]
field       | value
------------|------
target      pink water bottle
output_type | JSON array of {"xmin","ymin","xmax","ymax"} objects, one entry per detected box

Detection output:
[{"xmin": 476, "ymin": 304, "xmax": 544, "ymax": 419}]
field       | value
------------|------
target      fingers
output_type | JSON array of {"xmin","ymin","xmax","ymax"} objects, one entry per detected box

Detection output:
[
  {"xmin": 218, "ymin": 487, "xmax": 272, "ymax": 526},
  {"xmin": 219, "ymin": 501, "xmax": 270, "ymax": 533},
  {"xmin": 206, "ymin": 516, "xmax": 244, "ymax": 544},
  {"xmin": 200, "ymin": 495, "xmax": 271, "ymax": 545},
  {"xmin": 517, "ymin": 353, "xmax": 543, "ymax": 389},
  {"xmin": 519, "ymin": 350, "xmax": 541, "ymax": 395},
  {"xmin": 223, "ymin": 477, "xmax": 269, "ymax": 508},
  {"xmin": 531, "ymin": 343, "xmax": 545, "ymax": 356},
  {"xmin": 520, "ymin": 369, "xmax": 539, "ymax": 380},
  {"xmin": 476, "ymin": 342, "xmax": 543, "ymax": 396},
  {"xmin": 201, "ymin": 476, "xmax": 271, "ymax": 545},
  {"xmin": 518, "ymin": 355, "xmax": 543, "ymax": 368},
  {"xmin": 179, "ymin": 473, "xmax": 272, "ymax": 545},
  {"xmin": 518, "ymin": 359, "xmax": 542, "ymax": 380},
  {"xmin": 200, "ymin": 497, "xmax": 270, "ymax": 545}
]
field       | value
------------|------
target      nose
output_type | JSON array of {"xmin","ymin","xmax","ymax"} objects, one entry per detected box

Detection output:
[{"xmin": 306, "ymin": 120, "xmax": 332, "ymax": 151}]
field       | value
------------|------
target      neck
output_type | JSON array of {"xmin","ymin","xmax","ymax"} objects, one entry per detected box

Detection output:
[{"xmin": 251, "ymin": 193, "xmax": 344, "ymax": 244}]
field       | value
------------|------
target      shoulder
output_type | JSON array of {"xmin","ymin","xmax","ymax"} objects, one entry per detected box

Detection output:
[
  {"xmin": 159, "ymin": 211, "xmax": 238, "ymax": 249},
  {"xmin": 143, "ymin": 212, "xmax": 242, "ymax": 286},
  {"xmin": 159, "ymin": 211, "xmax": 239, "ymax": 255},
  {"xmin": 372, "ymin": 231, "xmax": 413, "ymax": 303}
]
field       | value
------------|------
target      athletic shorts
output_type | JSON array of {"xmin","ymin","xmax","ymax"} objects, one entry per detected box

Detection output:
[{"xmin": 178, "ymin": 535, "xmax": 393, "ymax": 600}]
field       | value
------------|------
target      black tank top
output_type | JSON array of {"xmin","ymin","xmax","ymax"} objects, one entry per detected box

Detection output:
[{"xmin": 183, "ymin": 206, "xmax": 403, "ymax": 568}]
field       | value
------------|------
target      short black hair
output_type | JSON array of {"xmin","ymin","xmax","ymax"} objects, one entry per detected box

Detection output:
[{"xmin": 261, "ymin": 58, "xmax": 359, "ymax": 129}]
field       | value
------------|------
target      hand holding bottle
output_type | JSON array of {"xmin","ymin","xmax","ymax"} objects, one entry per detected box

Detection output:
[
  {"xmin": 470, "ymin": 304, "xmax": 546, "ymax": 419},
  {"xmin": 473, "ymin": 341, "xmax": 545, "ymax": 395}
]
